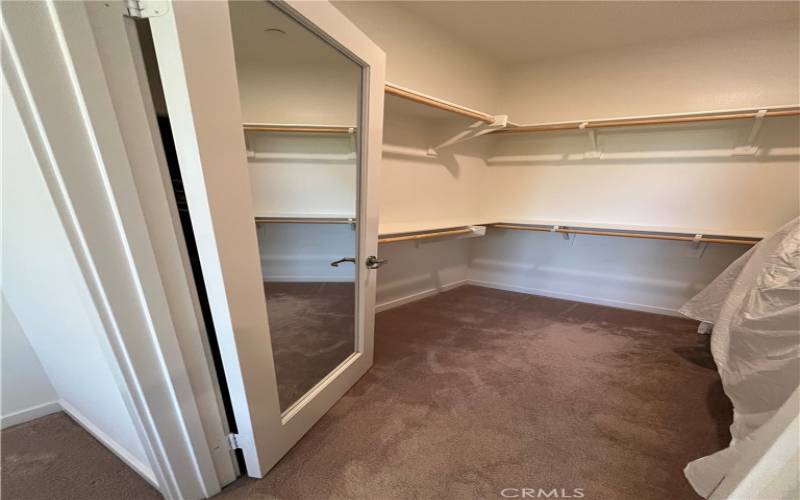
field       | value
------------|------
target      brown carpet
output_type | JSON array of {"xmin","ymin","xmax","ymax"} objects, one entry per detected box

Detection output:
[
  {"xmin": 265, "ymin": 282, "xmax": 355, "ymax": 410},
  {"xmin": 221, "ymin": 285, "xmax": 731, "ymax": 499},
  {"xmin": 1, "ymin": 285, "xmax": 730, "ymax": 499},
  {"xmin": 1, "ymin": 412, "xmax": 161, "ymax": 500}
]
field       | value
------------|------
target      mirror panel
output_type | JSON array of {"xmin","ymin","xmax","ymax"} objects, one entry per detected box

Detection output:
[{"xmin": 229, "ymin": 0, "xmax": 361, "ymax": 412}]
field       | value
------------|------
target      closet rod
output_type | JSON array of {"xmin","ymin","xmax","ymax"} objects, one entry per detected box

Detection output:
[
  {"xmin": 255, "ymin": 217, "xmax": 354, "ymax": 224},
  {"xmin": 379, "ymin": 227, "xmax": 474, "ymax": 244},
  {"xmin": 491, "ymin": 224, "xmax": 760, "ymax": 245},
  {"xmin": 243, "ymin": 124, "xmax": 355, "ymax": 134},
  {"xmin": 384, "ymin": 83, "xmax": 496, "ymax": 124},
  {"xmin": 492, "ymin": 106, "xmax": 800, "ymax": 134}
]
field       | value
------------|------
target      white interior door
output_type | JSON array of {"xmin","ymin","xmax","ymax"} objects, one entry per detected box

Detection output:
[{"xmin": 148, "ymin": 0, "xmax": 385, "ymax": 477}]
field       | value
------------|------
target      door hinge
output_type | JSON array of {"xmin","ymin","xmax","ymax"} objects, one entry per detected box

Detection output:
[
  {"xmin": 226, "ymin": 433, "xmax": 241, "ymax": 450},
  {"xmin": 125, "ymin": 0, "xmax": 169, "ymax": 19}
]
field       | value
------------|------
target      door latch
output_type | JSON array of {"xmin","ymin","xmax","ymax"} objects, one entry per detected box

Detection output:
[
  {"xmin": 365, "ymin": 256, "xmax": 388, "ymax": 269},
  {"xmin": 330, "ymin": 257, "xmax": 356, "ymax": 267}
]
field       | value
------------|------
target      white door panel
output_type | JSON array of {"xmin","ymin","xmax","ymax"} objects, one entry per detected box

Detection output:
[{"xmin": 148, "ymin": 0, "xmax": 385, "ymax": 477}]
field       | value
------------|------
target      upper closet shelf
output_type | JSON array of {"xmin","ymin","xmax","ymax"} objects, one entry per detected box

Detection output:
[
  {"xmin": 384, "ymin": 83, "xmax": 508, "ymax": 151},
  {"xmin": 385, "ymin": 82, "xmax": 496, "ymax": 124},
  {"xmin": 379, "ymin": 217, "xmax": 497, "ymax": 236},
  {"xmin": 491, "ymin": 104, "xmax": 799, "ymax": 158},
  {"xmin": 493, "ymin": 105, "xmax": 800, "ymax": 134},
  {"xmin": 243, "ymin": 123, "xmax": 356, "ymax": 134}
]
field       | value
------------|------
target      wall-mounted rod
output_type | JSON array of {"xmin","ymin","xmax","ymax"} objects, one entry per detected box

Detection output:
[
  {"xmin": 492, "ymin": 106, "xmax": 800, "ymax": 135},
  {"xmin": 379, "ymin": 227, "xmax": 474, "ymax": 244},
  {"xmin": 255, "ymin": 217, "xmax": 354, "ymax": 224},
  {"xmin": 385, "ymin": 82, "xmax": 495, "ymax": 124},
  {"xmin": 243, "ymin": 123, "xmax": 355, "ymax": 134},
  {"xmin": 491, "ymin": 224, "xmax": 760, "ymax": 245}
]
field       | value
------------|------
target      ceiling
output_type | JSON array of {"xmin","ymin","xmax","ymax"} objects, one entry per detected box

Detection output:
[
  {"xmin": 396, "ymin": 1, "xmax": 800, "ymax": 66},
  {"xmin": 229, "ymin": 0, "xmax": 355, "ymax": 65}
]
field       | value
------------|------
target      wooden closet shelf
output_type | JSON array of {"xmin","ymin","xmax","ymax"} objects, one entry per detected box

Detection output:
[
  {"xmin": 243, "ymin": 123, "xmax": 356, "ymax": 134},
  {"xmin": 378, "ymin": 227, "xmax": 477, "ymax": 244},
  {"xmin": 384, "ymin": 82, "xmax": 496, "ymax": 124},
  {"xmin": 255, "ymin": 216, "xmax": 355, "ymax": 224},
  {"xmin": 491, "ymin": 105, "xmax": 800, "ymax": 135},
  {"xmin": 491, "ymin": 224, "xmax": 761, "ymax": 246}
]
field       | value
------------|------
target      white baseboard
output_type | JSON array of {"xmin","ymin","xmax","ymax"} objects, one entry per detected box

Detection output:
[
  {"xmin": 58, "ymin": 399, "xmax": 159, "ymax": 488},
  {"xmin": 375, "ymin": 279, "xmax": 469, "ymax": 313},
  {"xmin": 1, "ymin": 400, "xmax": 61, "ymax": 429},
  {"xmin": 466, "ymin": 279, "xmax": 682, "ymax": 317},
  {"xmin": 374, "ymin": 278, "xmax": 681, "ymax": 317}
]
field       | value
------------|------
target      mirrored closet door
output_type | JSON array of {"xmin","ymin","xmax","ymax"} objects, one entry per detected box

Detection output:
[
  {"xmin": 231, "ymin": 0, "xmax": 361, "ymax": 413},
  {"xmin": 148, "ymin": 0, "xmax": 384, "ymax": 478}
]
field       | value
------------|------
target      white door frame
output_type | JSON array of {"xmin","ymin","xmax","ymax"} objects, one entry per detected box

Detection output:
[
  {"xmin": 1, "ymin": 1, "xmax": 224, "ymax": 498},
  {"xmin": 148, "ymin": 0, "xmax": 385, "ymax": 478}
]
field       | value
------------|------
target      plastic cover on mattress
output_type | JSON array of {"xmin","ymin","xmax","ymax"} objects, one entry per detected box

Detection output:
[{"xmin": 680, "ymin": 217, "xmax": 800, "ymax": 497}]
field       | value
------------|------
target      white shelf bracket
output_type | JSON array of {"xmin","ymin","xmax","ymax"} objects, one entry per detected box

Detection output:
[
  {"xmin": 432, "ymin": 115, "xmax": 508, "ymax": 151},
  {"xmin": 348, "ymin": 128, "xmax": 357, "ymax": 153},
  {"xmin": 733, "ymin": 109, "xmax": 767, "ymax": 156},
  {"xmin": 580, "ymin": 122, "xmax": 602, "ymax": 159},
  {"xmin": 691, "ymin": 234, "xmax": 708, "ymax": 258}
]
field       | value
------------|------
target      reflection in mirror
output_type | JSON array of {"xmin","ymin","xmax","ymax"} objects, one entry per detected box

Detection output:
[{"xmin": 229, "ymin": 1, "xmax": 361, "ymax": 412}]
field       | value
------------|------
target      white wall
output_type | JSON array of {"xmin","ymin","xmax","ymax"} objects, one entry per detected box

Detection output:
[
  {"xmin": 1, "ymin": 76, "xmax": 154, "ymax": 481},
  {"xmin": 248, "ymin": 134, "xmax": 357, "ymax": 218},
  {"xmin": 257, "ymin": 223, "xmax": 356, "ymax": 282},
  {"xmin": 462, "ymin": 23, "xmax": 800, "ymax": 315},
  {"xmin": 237, "ymin": 63, "xmax": 359, "ymax": 126},
  {"xmin": 374, "ymin": 112, "xmax": 492, "ymax": 308},
  {"xmin": 258, "ymin": 3, "xmax": 799, "ymax": 318},
  {"xmin": 376, "ymin": 238, "xmax": 472, "ymax": 311},
  {"xmin": 482, "ymin": 117, "xmax": 800, "ymax": 236},
  {"xmin": 333, "ymin": 0, "xmax": 501, "ymax": 114},
  {"xmin": 500, "ymin": 24, "xmax": 800, "ymax": 124},
  {"xmin": 380, "ymin": 115, "xmax": 488, "ymax": 226},
  {"xmin": 468, "ymin": 229, "xmax": 750, "ymax": 316},
  {"xmin": 0, "ymin": 295, "xmax": 58, "ymax": 428}
]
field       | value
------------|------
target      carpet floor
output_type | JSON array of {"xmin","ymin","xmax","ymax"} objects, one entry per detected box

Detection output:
[
  {"xmin": 265, "ymin": 282, "xmax": 355, "ymax": 411},
  {"xmin": 223, "ymin": 285, "xmax": 730, "ymax": 499},
  {"xmin": 1, "ymin": 412, "xmax": 161, "ymax": 500},
  {"xmin": 1, "ymin": 285, "xmax": 731, "ymax": 499}
]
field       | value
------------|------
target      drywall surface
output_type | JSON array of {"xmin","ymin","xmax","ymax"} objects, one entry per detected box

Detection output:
[
  {"xmin": 333, "ymin": 0, "xmax": 500, "ymax": 114},
  {"xmin": 468, "ymin": 228, "xmax": 750, "ymax": 316},
  {"xmin": 501, "ymin": 24, "xmax": 800, "ymax": 124},
  {"xmin": 248, "ymin": 134, "xmax": 357, "ymax": 218},
  {"xmin": 482, "ymin": 117, "xmax": 800, "ymax": 236},
  {"xmin": 1, "ymin": 77, "xmax": 152, "ymax": 475},
  {"xmin": 374, "ymin": 113, "xmax": 489, "ymax": 309},
  {"xmin": 376, "ymin": 238, "xmax": 472, "ymax": 311},
  {"xmin": 257, "ymin": 223, "xmax": 357, "ymax": 282},
  {"xmin": 473, "ymin": 23, "xmax": 800, "ymax": 314},
  {"xmin": 230, "ymin": 0, "xmax": 361, "ymax": 125},
  {"xmin": 0, "ymin": 295, "xmax": 58, "ymax": 428},
  {"xmin": 237, "ymin": 63, "xmax": 359, "ymax": 126},
  {"xmin": 474, "ymin": 120, "xmax": 797, "ymax": 314},
  {"xmin": 380, "ymin": 114, "xmax": 488, "ymax": 226}
]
